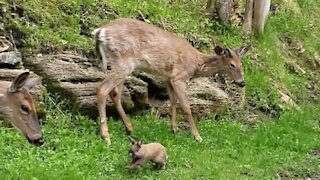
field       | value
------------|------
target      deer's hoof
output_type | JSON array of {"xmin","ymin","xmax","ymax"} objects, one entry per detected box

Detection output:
[
  {"xmin": 126, "ymin": 127, "xmax": 133, "ymax": 135},
  {"xmin": 172, "ymin": 127, "xmax": 179, "ymax": 134},
  {"xmin": 195, "ymin": 135, "xmax": 203, "ymax": 143},
  {"xmin": 101, "ymin": 135, "xmax": 111, "ymax": 145}
]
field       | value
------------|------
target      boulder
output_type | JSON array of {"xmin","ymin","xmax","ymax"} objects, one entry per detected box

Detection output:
[
  {"xmin": 24, "ymin": 52, "xmax": 147, "ymax": 117},
  {"xmin": 0, "ymin": 36, "xmax": 13, "ymax": 52},
  {"xmin": 154, "ymin": 77, "xmax": 229, "ymax": 118},
  {"xmin": 0, "ymin": 51, "xmax": 22, "ymax": 68}
]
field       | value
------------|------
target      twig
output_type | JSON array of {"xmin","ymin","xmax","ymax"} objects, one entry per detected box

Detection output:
[
  {"xmin": 9, "ymin": 30, "xmax": 17, "ymax": 52},
  {"xmin": 138, "ymin": 10, "xmax": 147, "ymax": 22}
]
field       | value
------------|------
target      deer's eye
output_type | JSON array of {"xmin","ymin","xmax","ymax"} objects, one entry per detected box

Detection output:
[
  {"xmin": 20, "ymin": 105, "xmax": 30, "ymax": 114},
  {"xmin": 229, "ymin": 63, "xmax": 236, "ymax": 69}
]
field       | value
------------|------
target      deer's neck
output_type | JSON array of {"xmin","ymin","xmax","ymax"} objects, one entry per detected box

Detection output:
[{"xmin": 195, "ymin": 53, "xmax": 223, "ymax": 77}]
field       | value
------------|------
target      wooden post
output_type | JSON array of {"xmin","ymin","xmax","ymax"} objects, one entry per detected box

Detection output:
[
  {"xmin": 253, "ymin": 0, "xmax": 271, "ymax": 35},
  {"xmin": 243, "ymin": 0, "xmax": 254, "ymax": 34}
]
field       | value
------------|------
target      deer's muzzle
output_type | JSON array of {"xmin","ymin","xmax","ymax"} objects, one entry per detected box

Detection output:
[{"xmin": 27, "ymin": 135, "xmax": 44, "ymax": 146}]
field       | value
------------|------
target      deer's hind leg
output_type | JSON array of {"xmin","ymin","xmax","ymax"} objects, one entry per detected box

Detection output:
[
  {"xmin": 109, "ymin": 83, "xmax": 133, "ymax": 134},
  {"xmin": 96, "ymin": 66, "xmax": 132, "ymax": 145}
]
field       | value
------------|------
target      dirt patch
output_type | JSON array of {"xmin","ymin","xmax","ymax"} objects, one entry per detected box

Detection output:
[
  {"xmin": 310, "ymin": 150, "xmax": 320, "ymax": 158},
  {"xmin": 278, "ymin": 170, "xmax": 320, "ymax": 180}
]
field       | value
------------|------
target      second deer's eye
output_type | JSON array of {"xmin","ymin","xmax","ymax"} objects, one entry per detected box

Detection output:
[
  {"xmin": 20, "ymin": 105, "xmax": 29, "ymax": 114},
  {"xmin": 229, "ymin": 63, "xmax": 236, "ymax": 69}
]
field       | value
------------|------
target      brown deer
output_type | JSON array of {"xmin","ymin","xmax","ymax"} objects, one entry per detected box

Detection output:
[
  {"xmin": 0, "ymin": 71, "xmax": 44, "ymax": 146},
  {"xmin": 92, "ymin": 18, "xmax": 250, "ymax": 144}
]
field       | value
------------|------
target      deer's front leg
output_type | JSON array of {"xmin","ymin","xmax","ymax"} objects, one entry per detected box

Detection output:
[
  {"xmin": 170, "ymin": 80, "xmax": 202, "ymax": 142},
  {"xmin": 110, "ymin": 84, "xmax": 133, "ymax": 134},
  {"xmin": 168, "ymin": 84, "xmax": 178, "ymax": 134}
]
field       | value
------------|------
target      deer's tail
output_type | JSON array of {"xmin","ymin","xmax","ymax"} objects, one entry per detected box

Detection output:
[{"xmin": 92, "ymin": 28, "xmax": 108, "ymax": 72}]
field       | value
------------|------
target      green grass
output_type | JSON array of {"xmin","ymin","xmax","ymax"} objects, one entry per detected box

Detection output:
[{"xmin": 0, "ymin": 102, "xmax": 319, "ymax": 179}]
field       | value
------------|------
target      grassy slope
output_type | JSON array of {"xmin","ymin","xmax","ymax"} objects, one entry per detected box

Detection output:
[
  {"xmin": 0, "ymin": 0, "xmax": 320, "ymax": 179},
  {"xmin": 0, "ymin": 103, "xmax": 319, "ymax": 179}
]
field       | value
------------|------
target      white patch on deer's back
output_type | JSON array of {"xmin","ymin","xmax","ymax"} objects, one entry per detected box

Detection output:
[
  {"xmin": 91, "ymin": 28, "xmax": 100, "ymax": 36},
  {"xmin": 98, "ymin": 28, "xmax": 108, "ymax": 42},
  {"xmin": 98, "ymin": 43, "xmax": 108, "ymax": 71},
  {"xmin": 95, "ymin": 28, "xmax": 110, "ymax": 71}
]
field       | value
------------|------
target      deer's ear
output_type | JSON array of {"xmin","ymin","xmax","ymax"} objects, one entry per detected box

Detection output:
[
  {"xmin": 224, "ymin": 48, "xmax": 231, "ymax": 57},
  {"xmin": 8, "ymin": 72, "xmax": 30, "ymax": 93},
  {"xmin": 215, "ymin": 46, "xmax": 232, "ymax": 57},
  {"xmin": 235, "ymin": 45, "xmax": 251, "ymax": 57},
  {"xmin": 214, "ymin": 45, "xmax": 225, "ymax": 55}
]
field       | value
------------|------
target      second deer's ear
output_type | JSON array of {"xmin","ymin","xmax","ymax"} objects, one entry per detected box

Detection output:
[
  {"xmin": 214, "ymin": 46, "xmax": 231, "ymax": 57},
  {"xmin": 214, "ymin": 45, "xmax": 225, "ymax": 55},
  {"xmin": 235, "ymin": 45, "xmax": 251, "ymax": 57},
  {"xmin": 137, "ymin": 140, "xmax": 143, "ymax": 147},
  {"xmin": 8, "ymin": 72, "xmax": 30, "ymax": 93},
  {"xmin": 224, "ymin": 48, "xmax": 231, "ymax": 57}
]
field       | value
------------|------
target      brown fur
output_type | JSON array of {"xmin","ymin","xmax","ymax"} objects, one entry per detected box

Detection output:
[
  {"xmin": 0, "ymin": 72, "xmax": 43, "ymax": 146},
  {"xmin": 128, "ymin": 137, "xmax": 167, "ymax": 170},
  {"xmin": 93, "ymin": 18, "xmax": 251, "ymax": 144}
]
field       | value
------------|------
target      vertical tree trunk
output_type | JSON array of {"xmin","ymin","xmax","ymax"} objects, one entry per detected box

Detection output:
[
  {"xmin": 253, "ymin": 0, "xmax": 271, "ymax": 35},
  {"xmin": 216, "ymin": 0, "xmax": 234, "ymax": 22},
  {"xmin": 243, "ymin": 0, "xmax": 254, "ymax": 34},
  {"xmin": 206, "ymin": 0, "xmax": 234, "ymax": 22},
  {"xmin": 206, "ymin": 0, "xmax": 216, "ymax": 15}
]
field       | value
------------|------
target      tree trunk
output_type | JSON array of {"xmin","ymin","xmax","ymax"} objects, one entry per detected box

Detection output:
[
  {"xmin": 206, "ymin": 0, "xmax": 216, "ymax": 15},
  {"xmin": 206, "ymin": 0, "xmax": 234, "ymax": 22},
  {"xmin": 243, "ymin": 0, "xmax": 254, "ymax": 34},
  {"xmin": 253, "ymin": 0, "xmax": 271, "ymax": 35}
]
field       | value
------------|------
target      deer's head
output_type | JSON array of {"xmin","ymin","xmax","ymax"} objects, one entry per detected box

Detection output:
[
  {"xmin": 202, "ymin": 45, "xmax": 251, "ymax": 87},
  {"xmin": 214, "ymin": 45, "xmax": 250, "ymax": 87},
  {"xmin": 0, "ymin": 72, "xmax": 44, "ymax": 146}
]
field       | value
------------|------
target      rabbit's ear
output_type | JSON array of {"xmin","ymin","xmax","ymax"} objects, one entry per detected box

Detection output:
[{"xmin": 128, "ymin": 136, "xmax": 136, "ymax": 144}]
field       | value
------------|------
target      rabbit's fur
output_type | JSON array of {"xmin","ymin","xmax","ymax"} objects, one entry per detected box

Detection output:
[{"xmin": 128, "ymin": 136, "xmax": 168, "ymax": 170}]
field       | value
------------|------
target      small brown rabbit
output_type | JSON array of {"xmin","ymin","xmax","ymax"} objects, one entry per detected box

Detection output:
[{"xmin": 127, "ymin": 136, "xmax": 168, "ymax": 170}]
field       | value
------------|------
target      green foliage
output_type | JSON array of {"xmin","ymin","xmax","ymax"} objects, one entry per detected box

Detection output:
[{"xmin": 0, "ymin": 98, "xmax": 319, "ymax": 179}]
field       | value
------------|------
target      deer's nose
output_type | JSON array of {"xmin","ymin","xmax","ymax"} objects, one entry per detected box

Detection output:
[
  {"xmin": 34, "ymin": 137, "xmax": 44, "ymax": 146},
  {"xmin": 27, "ymin": 136, "xmax": 44, "ymax": 146}
]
